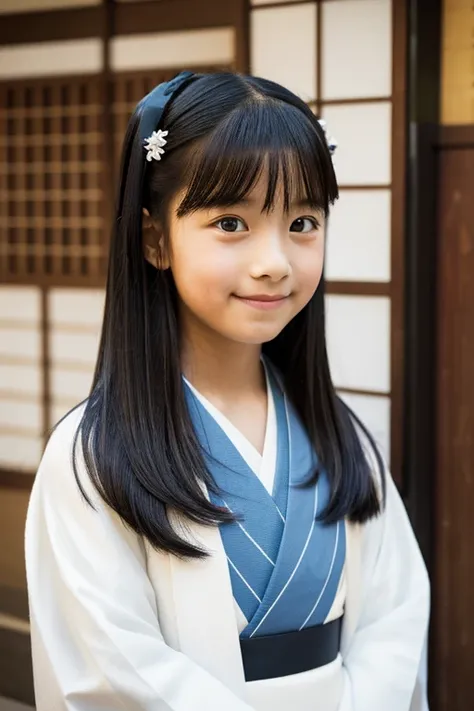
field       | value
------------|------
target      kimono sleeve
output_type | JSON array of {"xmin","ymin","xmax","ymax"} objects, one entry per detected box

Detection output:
[
  {"xmin": 25, "ymin": 412, "xmax": 254, "ymax": 711},
  {"xmin": 339, "ymin": 470, "xmax": 430, "ymax": 711}
]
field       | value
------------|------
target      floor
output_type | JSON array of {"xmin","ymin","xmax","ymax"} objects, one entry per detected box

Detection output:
[
  {"xmin": 0, "ymin": 587, "xmax": 35, "ymax": 708},
  {"xmin": 0, "ymin": 700, "xmax": 33, "ymax": 711}
]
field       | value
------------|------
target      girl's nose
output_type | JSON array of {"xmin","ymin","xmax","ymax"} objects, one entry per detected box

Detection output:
[{"xmin": 249, "ymin": 234, "xmax": 291, "ymax": 282}]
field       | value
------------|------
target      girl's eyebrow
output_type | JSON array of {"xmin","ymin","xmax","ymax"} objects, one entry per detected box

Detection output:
[{"xmin": 294, "ymin": 199, "xmax": 321, "ymax": 209}]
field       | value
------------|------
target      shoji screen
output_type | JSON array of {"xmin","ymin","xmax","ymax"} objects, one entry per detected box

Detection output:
[
  {"xmin": 0, "ymin": 8, "xmax": 239, "ymax": 477},
  {"xmin": 0, "ymin": 288, "xmax": 43, "ymax": 472},
  {"xmin": 250, "ymin": 0, "xmax": 401, "ymax": 473},
  {"xmin": 0, "ymin": 36, "xmax": 103, "ymax": 476}
]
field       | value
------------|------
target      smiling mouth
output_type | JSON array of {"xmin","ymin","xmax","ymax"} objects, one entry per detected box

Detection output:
[
  {"xmin": 239, "ymin": 294, "xmax": 289, "ymax": 301},
  {"xmin": 233, "ymin": 294, "xmax": 290, "ymax": 310}
]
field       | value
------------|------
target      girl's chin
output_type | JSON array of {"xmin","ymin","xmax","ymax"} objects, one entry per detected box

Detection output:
[{"xmin": 225, "ymin": 324, "xmax": 288, "ymax": 345}]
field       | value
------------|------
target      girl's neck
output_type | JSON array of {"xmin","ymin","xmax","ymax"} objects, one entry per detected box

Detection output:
[{"xmin": 180, "ymin": 320, "xmax": 265, "ymax": 400}]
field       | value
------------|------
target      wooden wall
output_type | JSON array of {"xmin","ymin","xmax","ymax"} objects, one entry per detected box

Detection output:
[
  {"xmin": 0, "ymin": 490, "xmax": 29, "ymax": 588},
  {"xmin": 441, "ymin": 0, "xmax": 474, "ymax": 124},
  {"xmin": 432, "ymin": 125, "xmax": 474, "ymax": 711}
]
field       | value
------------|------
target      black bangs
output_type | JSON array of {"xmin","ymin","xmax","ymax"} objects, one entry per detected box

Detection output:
[{"xmin": 175, "ymin": 99, "xmax": 339, "ymax": 218}]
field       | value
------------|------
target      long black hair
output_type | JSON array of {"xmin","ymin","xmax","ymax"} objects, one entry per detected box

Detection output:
[{"xmin": 73, "ymin": 72, "xmax": 384, "ymax": 558}]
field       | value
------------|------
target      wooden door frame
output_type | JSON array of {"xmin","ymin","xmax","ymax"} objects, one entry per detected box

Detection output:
[{"xmin": 403, "ymin": 0, "xmax": 442, "ymax": 567}]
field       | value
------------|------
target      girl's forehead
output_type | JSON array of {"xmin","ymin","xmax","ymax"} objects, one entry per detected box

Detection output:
[
  {"xmin": 229, "ymin": 174, "xmax": 315, "ymax": 212},
  {"xmin": 240, "ymin": 172, "xmax": 277, "ymax": 206}
]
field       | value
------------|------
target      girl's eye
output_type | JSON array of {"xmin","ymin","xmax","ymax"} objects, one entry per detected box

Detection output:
[
  {"xmin": 214, "ymin": 216, "xmax": 247, "ymax": 233},
  {"xmin": 290, "ymin": 217, "xmax": 319, "ymax": 234}
]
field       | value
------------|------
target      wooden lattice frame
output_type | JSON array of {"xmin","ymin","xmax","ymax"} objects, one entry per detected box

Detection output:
[
  {"xmin": 0, "ymin": 77, "xmax": 105, "ymax": 285},
  {"xmin": 0, "ymin": 66, "xmax": 232, "ymax": 289}
]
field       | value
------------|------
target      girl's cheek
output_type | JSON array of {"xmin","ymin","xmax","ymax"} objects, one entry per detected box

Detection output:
[
  {"xmin": 191, "ymin": 246, "xmax": 240, "ymax": 279},
  {"xmin": 172, "ymin": 246, "xmax": 237, "ymax": 292},
  {"xmin": 295, "ymin": 245, "xmax": 324, "ymax": 276}
]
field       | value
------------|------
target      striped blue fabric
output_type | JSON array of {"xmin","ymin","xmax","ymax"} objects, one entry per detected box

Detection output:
[{"xmin": 184, "ymin": 361, "xmax": 345, "ymax": 639}]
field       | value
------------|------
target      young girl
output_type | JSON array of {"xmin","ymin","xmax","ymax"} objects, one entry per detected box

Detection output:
[{"xmin": 25, "ymin": 71, "xmax": 430, "ymax": 711}]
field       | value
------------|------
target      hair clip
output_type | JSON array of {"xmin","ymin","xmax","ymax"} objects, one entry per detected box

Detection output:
[
  {"xmin": 317, "ymin": 119, "xmax": 337, "ymax": 156},
  {"xmin": 144, "ymin": 129, "xmax": 169, "ymax": 162}
]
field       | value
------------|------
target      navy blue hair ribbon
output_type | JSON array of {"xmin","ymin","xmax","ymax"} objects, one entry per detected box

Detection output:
[{"xmin": 138, "ymin": 71, "xmax": 195, "ymax": 143}]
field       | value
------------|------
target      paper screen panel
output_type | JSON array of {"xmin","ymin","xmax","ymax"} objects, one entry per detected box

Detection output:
[
  {"xmin": 250, "ymin": 3, "xmax": 317, "ymax": 101},
  {"xmin": 326, "ymin": 189, "xmax": 391, "ymax": 282},
  {"xmin": 0, "ymin": 399, "xmax": 42, "ymax": 433},
  {"xmin": 0, "ymin": 39, "xmax": 102, "ymax": 80},
  {"xmin": 49, "ymin": 369, "xmax": 93, "ymax": 428},
  {"xmin": 48, "ymin": 288, "xmax": 105, "ymax": 327},
  {"xmin": 0, "ymin": 328, "xmax": 41, "ymax": 360},
  {"xmin": 321, "ymin": 0, "xmax": 392, "ymax": 100},
  {"xmin": 0, "ymin": 363, "xmax": 41, "ymax": 396},
  {"xmin": 0, "ymin": 286, "xmax": 43, "ymax": 471},
  {"xmin": 0, "ymin": 434, "xmax": 43, "ymax": 470},
  {"xmin": 51, "ymin": 368, "xmax": 94, "ymax": 403},
  {"xmin": 0, "ymin": 286, "xmax": 40, "ymax": 322},
  {"xmin": 325, "ymin": 294, "xmax": 391, "ymax": 393},
  {"xmin": 48, "ymin": 327, "xmax": 98, "ymax": 426},
  {"xmin": 49, "ymin": 330, "xmax": 100, "ymax": 366},
  {"xmin": 321, "ymin": 102, "xmax": 392, "ymax": 185},
  {"xmin": 111, "ymin": 28, "xmax": 235, "ymax": 72},
  {"xmin": 48, "ymin": 288, "xmax": 103, "ymax": 425},
  {"xmin": 339, "ymin": 391, "xmax": 391, "ymax": 461}
]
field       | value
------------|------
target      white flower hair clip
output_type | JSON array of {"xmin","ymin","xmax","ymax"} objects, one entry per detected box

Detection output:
[
  {"xmin": 318, "ymin": 119, "xmax": 337, "ymax": 156},
  {"xmin": 144, "ymin": 129, "xmax": 169, "ymax": 162}
]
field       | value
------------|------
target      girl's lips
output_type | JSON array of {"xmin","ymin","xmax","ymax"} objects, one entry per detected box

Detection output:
[{"xmin": 234, "ymin": 294, "xmax": 290, "ymax": 310}]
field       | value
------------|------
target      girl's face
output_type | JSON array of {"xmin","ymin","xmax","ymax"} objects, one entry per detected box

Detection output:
[{"xmin": 163, "ymin": 174, "xmax": 325, "ymax": 347}]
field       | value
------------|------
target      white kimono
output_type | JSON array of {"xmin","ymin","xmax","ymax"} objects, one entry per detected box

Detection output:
[{"xmin": 25, "ymin": 378, "xmax": 430, "ymax": 711}]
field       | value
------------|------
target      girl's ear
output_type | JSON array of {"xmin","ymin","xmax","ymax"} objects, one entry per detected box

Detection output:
[{"xmin": 142, "ymin": 208, "xmax": 170, "ymax": 270}]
